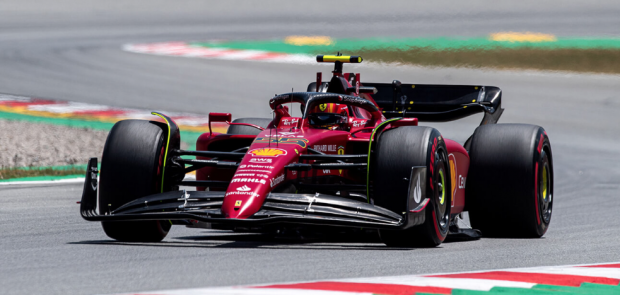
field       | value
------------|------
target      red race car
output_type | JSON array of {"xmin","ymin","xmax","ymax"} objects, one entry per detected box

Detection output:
[{"xmin": 80, "ymin": 55, "xmax": 553, "ymax": 247}]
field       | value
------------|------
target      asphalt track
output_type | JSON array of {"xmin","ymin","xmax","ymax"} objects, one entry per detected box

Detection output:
[{"xmin": 1, "ymin": 1, "xmax": 620, "ymax": 294}]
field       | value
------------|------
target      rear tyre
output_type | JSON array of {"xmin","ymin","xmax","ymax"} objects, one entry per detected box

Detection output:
[
  {"xmin": 467, "ymin": 124, "xmax": 553, "ymax": 238},
  {"xmin": 373, "ymin": 127, "xmax": 451, "ymax": 247},
  {"xmin": 226, "ymin": 118, "xmax": 272, "ymax": 135},
  {"xmin": 99, "ymin": 120, "xmax": 171, "ymax": 242}
]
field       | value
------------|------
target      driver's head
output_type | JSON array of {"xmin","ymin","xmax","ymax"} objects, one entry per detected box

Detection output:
[{"xmin": 308, "ymin": 103, "xmax": 348, "ymax": 129}]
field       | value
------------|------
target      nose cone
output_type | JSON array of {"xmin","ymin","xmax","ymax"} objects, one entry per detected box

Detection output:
[
  {"xmin": 222, "ymin": 143, "xmax": 302, "ymax": 219},
  {"xmin": 221, "ymin": 183, "xmax": 264, "ymax": 219}
]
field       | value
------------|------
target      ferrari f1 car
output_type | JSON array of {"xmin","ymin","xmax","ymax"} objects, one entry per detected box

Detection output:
[{"xmin": 80, "ymin": 55, "xmax": 554, "ymax": 247}]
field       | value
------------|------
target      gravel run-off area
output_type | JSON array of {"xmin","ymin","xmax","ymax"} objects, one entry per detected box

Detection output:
[{"xmin": 0, "ymin": 119, "xmax": 108, "ymax": 168}]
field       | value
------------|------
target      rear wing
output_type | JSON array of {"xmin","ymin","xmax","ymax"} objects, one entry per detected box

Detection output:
[{"xmin": 363, "ymin": 82, "xmax": 503, "ymax": 124}]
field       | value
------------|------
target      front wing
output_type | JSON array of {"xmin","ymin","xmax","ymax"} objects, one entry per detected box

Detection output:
[{"xmin": 80, "ymin": 158, "xmax": 429, "ymax": 230}]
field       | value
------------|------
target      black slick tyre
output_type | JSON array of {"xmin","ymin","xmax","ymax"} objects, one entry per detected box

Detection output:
[
  {"xmin": 467, "ymin": 124, "xmax": 553, "ymax": 238},
  {"xmin": 373, "ymin": 126, "xmax": 451, "ymax": 247},
  {"xmin": 226, "ymin": 118, "xmax": 272, "ymax": 135},
  {"xmin": 99, "ymin": 120, "xmax": 171, "ymax": 242}
]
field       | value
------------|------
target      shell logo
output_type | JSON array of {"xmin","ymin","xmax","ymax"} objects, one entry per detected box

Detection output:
[
  {"xmin": 449, "ymin": 154, "xmax": 457, "ymax": 207},
  {"xmin": 249, "ymin": 148, "xmax": 287, "ymax": 157}
]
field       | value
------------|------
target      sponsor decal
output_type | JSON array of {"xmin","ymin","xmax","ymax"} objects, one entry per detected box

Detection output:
[
  {"xmin": 340, "ymin": 95, "xmax": 368, "ymax": 105},
  {"xmin": 319, "ymin": 103, "xmax": 327, "ymax": 111},
  {"xmin": 235, "ymin": 200, "xmax": 242, "ymax": 207},
  {"xmin": 236, "ymin": 169, "xmax": 273, "ymax": 174},
  {"xmin": 239, "ymin": 164, "xmax": 274, "ymax": 169},
  {"xmin": 449, "ymin": 154, "xmax": 457, "ymax": 207},
  {"xmin": 231, "ymin": 178, "xmax": 267, "ymax": 184},
  {"xmin": 282, "ymin": 118, "xmax": 299, "ymax": 126},
  {"xmin": 263, "ymin": 134, "xmax": 305, "ymax": 138},
  {"xmin": 249, "ymin": 158, "xmax": 272, "ymax": 163},
  {"xmin": 225, "ymin": 191, "xmax": 260, "ymax": 197},
  {"xmin": 249, "ymin": 148, "xmax": 287, "ymax": 157},
  {"xmin": 338, "ymin": 146, "xmax": 345, "ymax": 174},
  {"xmin": 352, "ymin": 120, "xmax": 366, "ymax": 128},
  {"xmin": 458, "ymin": 175, "xmax": 466, "ymax": 189},
  {"xmin": 429, "ymin": 137, "xmax": 438, "ymax": 190},
  {"xmin": 234, "ymin": 173, "xmax": 255, "ymax": 177},
  {"xmin": 313, "ymin": 144, "xmax": 337, "ymax": 152},
  {"xmin": 255, "ymin": 137, "xmax": 309, "ymax": 148},
  {"xmin": 248, "ymin": 164, "xmax": 273, "ymax": 169},
  {"xmin": 237, "ymin": 185, "xmax": 251, "ymax": 192},
  {"xmin": 322, "ymin": 169, "xmax": 331, "ymax": 174},
  {"xmin": 270, "ymin": 173, "xmax": 285, "ymax": 188}
]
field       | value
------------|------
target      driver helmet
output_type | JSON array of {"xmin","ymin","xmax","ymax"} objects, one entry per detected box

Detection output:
[{"xmin": 308, "ymin": 103, "xmax": 348, "ymax": 129}]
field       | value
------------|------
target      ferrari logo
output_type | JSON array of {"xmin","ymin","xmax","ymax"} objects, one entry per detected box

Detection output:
[
  {"xmin": 319, "ymin": 103, "xmax": 327, "ymax": 112},
  {"xmin": 235, "ymin": 200, "xmax": 242, "ymax": 207}
]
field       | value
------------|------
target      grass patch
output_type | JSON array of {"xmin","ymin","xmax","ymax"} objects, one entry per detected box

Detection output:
[
  {"xmin": 0, "ymin": 165, "xmax": 86, "ymax": 180},
  {"xmin": 356, "ymin": 47, "xmax": 620, "ymax": 74}
]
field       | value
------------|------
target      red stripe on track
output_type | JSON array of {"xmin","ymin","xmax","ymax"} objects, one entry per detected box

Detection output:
[
  {"xmin": 256, "ymin": 282, "xmax": 452, "ymax": 295},
  {"xmin": 250, "ymin": 52, "xmax": 288, "ymax": 60},
  {"xmin": 0, "ymin": 100, "xmax": 58, "ymax": 107},
  {"xmin": 429, "ymin": 271, "xmax": 620, "ymax": 287},
  {"xmin": 581, "ymin": 263, "xmax": 620, "ymax": 268}
]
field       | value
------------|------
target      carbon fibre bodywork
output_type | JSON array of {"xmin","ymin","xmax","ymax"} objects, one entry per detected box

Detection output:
[{"xmin": 79, "ymin": 56, "xmax": 500, "ymax": 241}]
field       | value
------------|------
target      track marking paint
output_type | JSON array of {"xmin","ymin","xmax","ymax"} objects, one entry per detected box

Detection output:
[
  {"xmin": 121, "ymin": 262, "xmax": 620, "ymax": 295},
  {"xmin": 490, "ymin": 32, "xmax": 557, "ymax": 42},
  {"xmin": 284, "ymin": 35, "xmax": 334, "ymax": 46}
]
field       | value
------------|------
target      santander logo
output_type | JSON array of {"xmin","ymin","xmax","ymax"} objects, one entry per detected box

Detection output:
[{"xmin": 236, "ymin": 185, "xmax": 251, "ymax": 192}]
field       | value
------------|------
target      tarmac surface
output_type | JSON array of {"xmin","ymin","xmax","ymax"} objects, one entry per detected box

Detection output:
[{"xmin": 1, "ymin": 1, "xmax": 620, "ymax": 294}]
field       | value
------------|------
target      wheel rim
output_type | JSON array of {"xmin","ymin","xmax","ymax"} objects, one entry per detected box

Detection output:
[
  {"xmin": 435, "ymin": 152, "xmax": 450, "ymax": 231},
  {"xmin": 438, "ymin": 169, "xmax": 446, "ymax": 206},
  {"xmin": 538, "ymin": 152, "xmax": 552, "ymax": 224}
]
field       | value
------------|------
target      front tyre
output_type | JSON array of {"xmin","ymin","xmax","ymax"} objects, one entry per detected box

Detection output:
[
  {"xmin": 99, "ymin": 120, "xmax": 171, "ymax": 242},
  {"xmin": 373, "ymin": 126, "xmax": 451, "ymax": 247}
]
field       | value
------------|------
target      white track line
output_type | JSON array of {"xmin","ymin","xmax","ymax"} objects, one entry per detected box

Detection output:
[
  {"xmin": 1, "ymin": 174, "xmax": 196, "ymax": 186},
  {"xmin": 505, "ymin": 265, "xmax": 620, "ymax": 279},
  {"xmin": 339, "ymin": 276, "xmax": 535, "ymax": 291},
  {"xmin": 0, "ymin": 177, "xmax": 84, "ymax": 186},
  {"xmin": 125, "ymin": 287, "xmax": 371, "ymax": 295}
]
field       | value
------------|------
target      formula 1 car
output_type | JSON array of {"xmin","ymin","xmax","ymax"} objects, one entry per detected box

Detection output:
[{"xmin": 80, "ymin": 55, "xmax": 554, "ymax": 247}]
